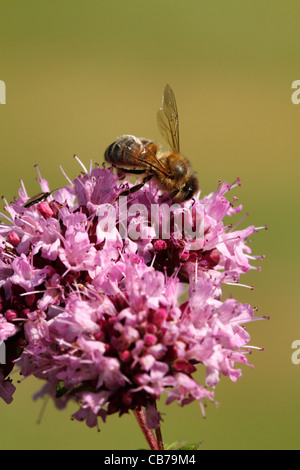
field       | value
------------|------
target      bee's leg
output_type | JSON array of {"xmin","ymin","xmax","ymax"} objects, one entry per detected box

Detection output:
[
  {"xmin": 120, "ymin": 169, "xmax": 146, "ymax": 174},
  {"xmin": 161, "ymin": 188, "xmax": 180, "ymax": 202},
  {"xmin": 119, "ymin": 174, "xmax": 153, "ymax": 196}
]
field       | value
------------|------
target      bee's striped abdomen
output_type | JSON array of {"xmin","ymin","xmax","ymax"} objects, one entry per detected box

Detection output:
[{"xmin": 104, "ymin": 135, "xmax": 158, "ymax": 168}]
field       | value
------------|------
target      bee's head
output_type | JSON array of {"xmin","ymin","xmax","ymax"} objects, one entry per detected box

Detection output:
[{"xmin": 179, "ymin": 174, "xmax": 199, "ymax": 202}]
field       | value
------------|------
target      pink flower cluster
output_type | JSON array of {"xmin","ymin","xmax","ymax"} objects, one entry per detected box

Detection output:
[{"xmin": 0, "ymin": 162, "xmax": 264, "ymax": 428}]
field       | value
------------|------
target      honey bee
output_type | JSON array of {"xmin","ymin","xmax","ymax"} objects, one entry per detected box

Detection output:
[{"xmin": 104, "ymin": 84, "xmax": 199, "ymax": 203}]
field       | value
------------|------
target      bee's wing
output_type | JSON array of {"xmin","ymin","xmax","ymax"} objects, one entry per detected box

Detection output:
[
  {"xmin": 157, "ymin": 84, "xmax": 180, "ymax": 152},
  {"xmin": 117, "ymin": 136, "xmax": 170, "ymax": 177}
]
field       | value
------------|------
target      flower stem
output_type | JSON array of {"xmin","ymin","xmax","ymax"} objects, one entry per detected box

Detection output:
[
  {"xmin": 153, "ymin": 400, "xmax": 164, "ymax": 450},
  {"xmin": 133, "ymin": 407, "xmax": 160, "ymax": 450},
  {"xmin": 155, "ymin": 425, "xmax": 164, "ymax": 450}
]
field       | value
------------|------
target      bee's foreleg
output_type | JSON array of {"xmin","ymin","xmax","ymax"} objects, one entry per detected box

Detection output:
[
  {"xmin": 161, "ymin": 188, "xmax": 180, "ymax": 202},
  {"xmin": 119, "ymin": 174, "xmax": 153, "ymax": 196}
]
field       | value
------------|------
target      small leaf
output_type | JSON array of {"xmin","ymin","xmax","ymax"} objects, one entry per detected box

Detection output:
[
  {"xmin": 177, "ymin": 442, "xmax": 204, "ymax": 450},
  {"xmin": 165, "ymin": 440, "xmax": 204, "ymax": 450}
]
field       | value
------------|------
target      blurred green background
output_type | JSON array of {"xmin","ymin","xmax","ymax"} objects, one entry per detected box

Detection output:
[{"xmin": 0, "ymin": 0, "xmax": 299, "ymax": 450}]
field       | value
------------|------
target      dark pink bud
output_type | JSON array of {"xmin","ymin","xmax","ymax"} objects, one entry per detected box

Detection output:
[
  {"xmin": 152, "ymin": 308, "xmax": 167, "ymax": 328},
  {"xmin": 144, "ymin": 333, "xmax": 157, "ymax": 346},
  {"xmin": 7, "ymin": 231, "xmax": 21, "ymax": 247},
  {"xmin": 179, "ymin": 251, "xmax": 189, "ymax": 261},
  {"xmin": 153, "ymin": 240, "xmax": 167, "ymax": 251},
  {"xmin": 120, "ymin": 350, "xmax": 131, "ymax": 363},
  {"xmin": 5, "ymin": 309, "xmax": 18, "ymax": 321},
  {"xmin": 37, "ymin": 202, "xmax": 54, "ymax": 218},
  {"xmin": 173, "ymin": 359, "xmax": 196, "ymax": 374}
]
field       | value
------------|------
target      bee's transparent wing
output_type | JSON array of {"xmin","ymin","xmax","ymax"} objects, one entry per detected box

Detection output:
[
  {"xmin": 157, "ymin": 84, "xmax": 180, "ymax": 152},
  {"xmin": 114, "ymin": 135, "xmax": 169, "ymax": 177}
]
